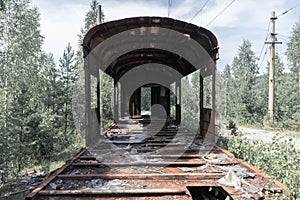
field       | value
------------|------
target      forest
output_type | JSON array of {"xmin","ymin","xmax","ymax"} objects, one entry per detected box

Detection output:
[{"xmin": 0, "ymin": 0, "xmax": 299, "ymax": 198}]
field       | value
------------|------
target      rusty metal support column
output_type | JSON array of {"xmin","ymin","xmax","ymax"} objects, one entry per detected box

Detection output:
[
  {"xmin": 120, "ymin": 83, "xmax": 125, "ymax": 118},
  {"xmin": 113, "ymin": 78, "xmax": 118, "ymax": 122},
  {"xmin": 176, "ymin": 81, "xmax": 181, "ymax": 124},
  {"xmin": 211, "ymin": 64, "xmax": 217, "ymax": 142},
  {"xmin": 84, "ymin": 63, "xmax": 91, "ymax": 146},
  {"xmin": 97, "ymin": 71, "xmax": 101, "ymax": 134},
  {"xmin": 96, "ymin": 74, "xmax": 100, "ymax": 124},
  {"xmin": 199, "ymin": 75, "xmax": 204, "ymax": 136},
  {"xmin": 199, "ymin": 73, "xmax": 206, "ymax": 137}
]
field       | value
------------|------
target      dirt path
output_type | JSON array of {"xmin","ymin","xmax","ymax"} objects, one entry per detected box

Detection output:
[{"xmin": 238, "ymin": 127, "xmax": 300, "ymax": 150}]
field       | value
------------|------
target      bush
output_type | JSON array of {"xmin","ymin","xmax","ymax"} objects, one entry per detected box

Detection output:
[{"xmin": 218, "ymin": 134, "xmax": 300, "ymax": 199}]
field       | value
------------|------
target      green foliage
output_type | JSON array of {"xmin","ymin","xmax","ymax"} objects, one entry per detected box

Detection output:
[
  {"xmin": 218, "ymin": 135, "xmax": 300, "ymax": 199},
  {"xmin": 181, "ymin": 70, "xmax": 214, "ymax": 132},
  {"xmin": 221, "ymin": 32, "xmax": 299, "ymax": 131},
  {"xmin": 58, "ymin": 43, "xmax": 77, "ymax": 141},
  {"xmin": 141, "ymin": 87, "xmax": 151, "ymax": 111},
  {"xmin": 100, "ymin": 73, "xmax": 114, "ymax": 130},
  {"xmin": 230, "ymin": 40, "xmax": 259, "ymax": 124},
  {"xmin": 284, "ymin": 18, "xmax": 300, "ymax": 130},
  {"xmin": 0, "ymin": 0, "xmax": 45, "ymax": 177},
  {"xmin": 221, "ymin": 64, "xmax": 236, "ymax": 119},
  {"xmin": 260, "ymin": 54, "xmax": 290, "ymax": 126},
  {"xmin": 0, "ymin": 0, "xmax": 84, "ymax": 181},
  {"xmin": 77, "ymin": 0, "xmax": 105, "ymax": 49},
  {"xmin": 84, "ymin": 0, "xmax": 104, "ymax": 30},
  {"xmin": 181, "ymin": 74, "xmax": 199, "ymax": 132},
  {"xmin": 286, "ymin": 18, "xmax": 300, "ymax": 74},
  {"xmin": 75, "ymin": 0, "xmax": 112, "ymax": 130}
]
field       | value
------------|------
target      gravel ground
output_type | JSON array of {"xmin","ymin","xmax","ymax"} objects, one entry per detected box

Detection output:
[{"xmin": 228, "ymin": 127, "xmax": 300, "ymax": 151}]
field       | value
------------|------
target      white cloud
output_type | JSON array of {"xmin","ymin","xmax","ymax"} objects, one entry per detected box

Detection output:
[
  {"xmin": 31, "ymin": 0, "xmax": 300, "ymax": 71},
  {"xmin": 101, "ymin": 0, "xmax": 167, "ymax": 21},
  {"xmin": 31, "ymin": 0, "xmax": 89, "ymax": 62},
  {"xmin": 183, "ymin": 0, "xmax": 299, "ymax": 71}
]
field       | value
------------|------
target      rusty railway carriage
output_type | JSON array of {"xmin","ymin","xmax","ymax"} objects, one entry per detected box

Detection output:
[{"xmin": 26, "ymin": 17, "xmax": 286, "ymax": 200}]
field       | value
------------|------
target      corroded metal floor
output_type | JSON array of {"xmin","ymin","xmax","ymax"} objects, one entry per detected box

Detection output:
[{"xmin": 26, "ymin": 118, "xmax": 286, "ymax": 200}]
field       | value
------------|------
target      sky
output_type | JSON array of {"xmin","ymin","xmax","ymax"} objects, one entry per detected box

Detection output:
[{"xmin": 30, "ymin": 0, "xmax": 300, "ymax": 73}]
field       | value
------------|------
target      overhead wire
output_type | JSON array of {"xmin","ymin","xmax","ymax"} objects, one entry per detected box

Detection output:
[
  {"xmin": 256, "ymin": 3, "xmax": 300, "ymax": 68},
  {"xmin": 258, "ymin": 45, "xmax": 269, "ymax": 69},
  {"xmin": 206, "ymin": 0, "xmax": 236, "ymax": 27},
  {"xmin": 256, "ymin": 21, "xmax": 271, "ymax": 68},
  {"xmin": 277, "ymin": 3, "xmax": 300, "ymax": 18},
  {"xmin": 189, "ymin": 0, "xmax": 210, "ymax": 23}
]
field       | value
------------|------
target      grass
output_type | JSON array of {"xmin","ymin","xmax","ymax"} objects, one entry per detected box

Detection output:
[{"xmin": 0, "ymin": 142, "xmax": 84, "ymax": 198}]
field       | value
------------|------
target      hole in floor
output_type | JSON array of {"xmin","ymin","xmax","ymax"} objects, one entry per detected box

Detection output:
[{"xmin": 187, "ymin": 186, "xmax": 233, "ymax": 200}]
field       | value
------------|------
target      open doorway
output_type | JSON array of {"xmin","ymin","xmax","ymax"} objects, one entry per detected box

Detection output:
[{"xmin": 141, "ymin": 86, "xmax": 151, "ymax": 116}]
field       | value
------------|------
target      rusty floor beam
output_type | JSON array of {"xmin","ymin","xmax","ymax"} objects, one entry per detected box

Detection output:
[
  {"xmin": 71, "ymin": 160, "xmax": 238, "ymax": 167},
  {"xmin": 38, "ymin": 189, "xmax": 187, "ymax": 196},
  {"xmin": 26, "ymin": 124, "xmax": 286, "ymax": 200},
  {"xmin": 81, "ymin": 154, "xmax": 204, "ymax": 159},
  {"xmin": 57, "ymin": 173, "xmax": 225, "ymax": 180}
]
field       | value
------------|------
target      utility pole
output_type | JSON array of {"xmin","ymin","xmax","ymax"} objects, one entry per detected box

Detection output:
[{"xmin": 265, "ymin": 11, "xmax": 281, "ymax": 123}]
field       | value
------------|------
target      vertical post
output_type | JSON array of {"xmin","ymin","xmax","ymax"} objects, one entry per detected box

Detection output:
[
  {"xmin": 84, "ymin": 63, "xmax": 91, "ymax": 146},
  {"xmin": 199, "ymin": 75, "xmax": 204, "ymax": 137},
  {"xmin": 97, "ymin": 72, "xmax": 101, "ymax": 128},
  {"xmin": 268, "ymin": 11, "xmax": 276, "ymax": 123},
  {"xmin": 97, "ymin": 5, "xmax": 102, "ymax": 24},
  {"xmin": 178, "ymin": 81, "xmax": 181, "ymax": 124},
  {"xmin": 118, "ymin": 83, "xmax": 121, "ymax": 119},
  {"xmin": 96, "ymin": 70, "xmax": 100, "ymax": 124},
  {"xmin": 121, "ymin": 83, "xmax": 124, "ymax": 117},
  {"xmin": 175, "ymin": 81, "xmax": 181, "ymax": 124},
  {"xmin": 212, "ymin": 64, "xmax": 217, "ymax": 142},
  {"xmin": 113, "ymin": 78, "xmax": 118, "ymax": 122}
]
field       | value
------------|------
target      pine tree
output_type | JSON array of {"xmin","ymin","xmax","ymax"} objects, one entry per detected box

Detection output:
[
  {"xmin": 231, "ymin": 40, "xmax": 259, "ymax": 124},
  {"xmin": 76, "ymin": 0, "xmax": 110, "ymax": 130},
  {"xmin": 37, "ymin": 53, "xmax": 61, "ymax": 156},
  {"xmin": 181, "ymin": 76, "xmax": 198, "ymax": 131},
  {"xmin": 285, "ymin": 18, "xmax": 300, "ymax": 130},
  {"xmin": 39, "ymin": 53, "xmax": 59, "ymax": 113},
  {"xmin": 222, "ymin": 64, "xmax": 235, "ymax": 119},
  {"xmin": 76, "ymin": 0, "xmax": 105, "ymax": 65},
  {"xmin": 100, "ymin": 73, "xmax": 114, "ymax": 129},
  {"xmin": 0, "ymin": 0, "xmax": 44, "ymax": 175},
  {"xmin": 58, "ymin": 43, "xmax": 77, "ymax": 145},
  {"xmin": 77, "ymin": 0, "xmax": 105, "ymax": 46}
]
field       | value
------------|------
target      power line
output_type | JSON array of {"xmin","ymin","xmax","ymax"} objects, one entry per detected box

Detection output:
[
  {"xmin": 189, "ymin": 0, "xmax": 210, "ymax": 23},
  {"xmin": 257, "ymin": 21, "xmax": 271, "ymax": 67},
  {"xmin": 257, "ymin": 3, "xmax": 295, "ymax": 69},
  {"xmin": 258, "ymin": 44, "xmax": 269, "ymax": 69},
  {"xmin": 206, "ymin": 0, "xmax": 236, "ymax": 27},
  {"xmin": 277, "ymin": 3, "xmax": 300, "ymax": 17}
]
